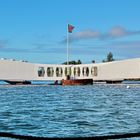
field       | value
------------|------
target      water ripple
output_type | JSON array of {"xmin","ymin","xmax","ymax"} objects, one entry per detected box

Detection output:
[{"xmin": 0, "ymin": 84, "xmax": 139, "ymax": 138}]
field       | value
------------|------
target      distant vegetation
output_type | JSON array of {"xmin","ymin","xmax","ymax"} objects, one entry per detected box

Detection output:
[
  {"xmin": 102, "ymin": 52, "xmax": 115, "ymax": 62},
  {"xmin": 62, "ymin": 60, "xmax": 82, "ymax": 65},
  {"xmin": 62, "ymin": 52, "xmax": 115, "ymax": 64}
]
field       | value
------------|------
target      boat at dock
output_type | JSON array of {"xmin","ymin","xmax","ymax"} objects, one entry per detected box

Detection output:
[
  {"xmin": 61, "ymin": 75, "xmax": 93, "ymax": 85},
  {"xmin": 61, "ymin": 79, "xmax": 93, "ymax": 85}
]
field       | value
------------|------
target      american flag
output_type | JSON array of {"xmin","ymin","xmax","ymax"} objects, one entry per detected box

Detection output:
[{"xmin": 68, "ymin": 24, "xmax": 74, "ymax": 33}]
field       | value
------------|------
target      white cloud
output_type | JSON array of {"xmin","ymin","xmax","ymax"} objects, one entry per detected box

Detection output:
[
  {"xmin": 72, "ymin": 30, "xmax": 100, "ymax": 40},
  {"xmin": 108, "ymin": 26, "xmax": 140, "ymax": 38},
  {"xmin": 108, "ymin": 26, "xmax": 127, "ymax": 38},
  {"xmin": 0, "ymin": 39, "xmax": 8, "ymax": 48},
  {"xmin": 64, "ymin": 26, "xmax": 140, "ymax": 42},
  {"xmin": 68, "ymin": 29, "xmax": 100, "ymax": 42}
]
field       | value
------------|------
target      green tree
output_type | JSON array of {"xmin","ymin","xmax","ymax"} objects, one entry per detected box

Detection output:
[
  {"xmin": 102, "ymin": 52, "xmax": 115, "ymax": 62},
  {"xmin": 62, "ymin": 60, "xmax": 82, "ymax": 65},
  {"xmin": 92, "ymin": 60, "xmax": 95, "ymax": 63},
  {"xmin": 77, "ymin": 60, "xmax": 82, "ymax": 64}
]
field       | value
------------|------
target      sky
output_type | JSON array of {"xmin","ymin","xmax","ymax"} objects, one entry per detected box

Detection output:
[{"xmin": 0, "ymin": 0, "xmax": 140, "ymax": 64}]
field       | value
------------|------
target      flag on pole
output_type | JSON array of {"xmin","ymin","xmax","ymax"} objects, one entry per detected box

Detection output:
[{"xmin": 68, "ymin": 24, "xmax": 74, "ymax": 33}]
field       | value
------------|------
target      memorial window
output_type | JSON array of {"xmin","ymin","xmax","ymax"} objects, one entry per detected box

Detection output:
[{"xmin": 38, "ymin": 67, "xmax": 45, "ymax": 77}]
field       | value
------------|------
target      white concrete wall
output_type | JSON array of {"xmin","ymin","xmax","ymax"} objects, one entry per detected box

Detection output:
[
  {"xmin": 0, "ymin": 60, "xmax": 35, "ymax": 81},
  {"xmin": 96, "ymin": 58, "xmax": 140, "ymax": 81},
  {"xmin": 0, "ymin": 58, "xmax": 140, "ymax": 82}
]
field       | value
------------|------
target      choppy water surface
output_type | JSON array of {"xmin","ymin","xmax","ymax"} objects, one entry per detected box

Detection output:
[{"xmin": 0, "ymin": 84, "xmax": 139, "ymax": 138}]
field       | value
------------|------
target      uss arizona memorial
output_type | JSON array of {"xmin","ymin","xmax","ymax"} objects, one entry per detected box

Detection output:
[{"xmin": 0, "ymin": 57, "xmax": 140, "ymax": 84}]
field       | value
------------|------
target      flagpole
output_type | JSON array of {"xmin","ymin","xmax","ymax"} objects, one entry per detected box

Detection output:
[{"xmin": 67, "ymin": 24, "xmax": 69, "ymax": 65}]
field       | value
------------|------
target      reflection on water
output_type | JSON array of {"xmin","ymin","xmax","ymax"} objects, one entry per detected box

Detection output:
[{"xmin": 0, "ymin": 84, "xmax": 140, "ymax": 138}]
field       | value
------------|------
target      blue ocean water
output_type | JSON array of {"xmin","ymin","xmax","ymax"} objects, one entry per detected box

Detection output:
[{"xmin": 0, "ymin": 83, "xmax": 139, "ymax": 139}]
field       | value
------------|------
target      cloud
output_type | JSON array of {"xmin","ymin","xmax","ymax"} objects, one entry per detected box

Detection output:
[
  {"xmin": 110, "ymin": 40, "xmax": 140, "ymax": 47},
  {"xmin": 107, "ymin": 26, "xmax": 140, "ymax": 38},
  {"xmin": 0, "ymin": 39, "xmax": 8, "ymax": 48},
  {"xmin": 0, "ymin": 47, "xmax": 30, "ymax": 53},
  {"xmin": 70, "ymin": 30, "xmax": 100, "ymax": 41},
  {"xmin": 32, "ymin": 43, "xmax": 49, "ymax": 50},
  {"xmin": 62, "ymin": 29, "xmax": 100, "ymax": 43},
  {"xmin": 63, "ymin": 26, "xmax": 140, "ymax": 42}
]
